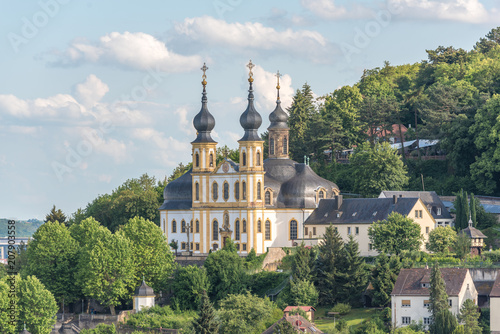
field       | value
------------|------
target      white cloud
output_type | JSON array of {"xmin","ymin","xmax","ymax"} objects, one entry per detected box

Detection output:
[
  {"xmin": 132, "ymin": 128, "xmax": 190, "ymax": 152},
  {"xmin": 51, "ymin": 31, "xmax": 203, "ymax": 72},
  {"xmin": 300, "ymin": 0, "xmax": 374, "ymax": 20},
  {"xmin": 74, "ymin": 74, "xmax": 109, "ymax": 108},
  {"xmin": 174, "ymin": 106, "xmax": 193, "ymax": 135},
  {"xmin": 93, "ymin": 138, "xmax": 131, "ymax": 164},
  {"xmin": 0, "ymin": 93, "xmax": 84, "ymax": 119},
  {"xmin": 173, "ymin": 16, "xmax": 333, "ymax": 62},
  {"xmin": 252, "ymin": 65, "xmax": 294, "ymax": 112},
  {"xmin": 98, "ymin": 174, "xmax": 112, "ymax": 183}
]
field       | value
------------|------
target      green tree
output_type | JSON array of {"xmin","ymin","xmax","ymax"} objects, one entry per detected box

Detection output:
[
  {"xmin": 454, "ymin": 189, "xmax": 470, "ymax": 230},
  {"xmin": 12, "ymin": 240, "xmax": 28, "ymax": 275},
  {"xmin": 292, "ymin": 243, "xmax": 312, "ymax": 282},
  {"xmin": 80, "ymin": 324, "xmax": 117, "ymax": 334},
  {"xmin": 337, "ymin": 235, "xmax": 369, "ymax": 306},
  {"xmin": 454, "ymin": 231, "xmax": 472, "ymax": 259},
  {"xmin": 0, "ymin": 276, "xmax": 18, "ymax": 333},
  {"xmin": 217, "ymin": 292, "xmax": 282, "ymax": 334},
  {"xmin": 371, "ymin": 253, "xmax": 393, "ymax": 307},
  {"xmin": 204, "ymin": 248, "xmax": 245, "ymax": 303},
  {"xmin": 458, "ymin": 299, "xmax": 481, "ymax": 334},
  {"xmin": 118, "ymin": 216, "xmax": 174, "ymax": 293},
  {"xmin": 350, "ymin": 142, "xmax": 409, "ymax": 197},
  {"xmin": 274, "ymin": 319, "xmax": 296, "ymax": 334},
  {"xmin": 428, "ymin": 263, "xmax": 453, "ymax": 334},
  {"xmin": 45, "ymin": 205, "xmax": 67, "ymax": 225},
  {"xmin": 287, "ymin": 83, "xmax": 316, "ymax": 160},
  {"xmin": 314, "ymin": 225, "xmax": 344, "ymax": 305},
  {"xmin": 289, "ymin": 279, "xmax": 318, "ymax": 307},
  {"xmin": 474, "ymin": 27, "xmax": 500, "ymax": 53},
  {"xmin": 171, "ymin": 265, "xmax": 210, "ymax": 310},
  {"xmin": 426, "ymin": 226, "xmax": 457, "ymax": 254},
  {"xmin": 26, "ymin": 221, "xmax": 78, "ymax": 312},
  {"xmin": 17, "ymin": 275, "xmax": 58, "ymax": 334},
  {"xmin": 168, "ymin": 162, "xmax": 192, "ymax": 182},
  {"xmin": 193, "ymin": 290, "xmax": 219, "ymax": 334},
  {"xmin": 433, "ymin": 308, "xmax": 458, "ymax": 334},
  {"xmin": 369, "ymin": 212, "xmax": 423, "ymax": 255}
]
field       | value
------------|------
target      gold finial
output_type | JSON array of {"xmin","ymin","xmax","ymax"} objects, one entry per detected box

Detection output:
[
  {"xmin": 275, "ymin": 70, "xmax": 282, "ymax": 100},
  {"xmin": 247, "ymin": 60, "xmax": 255, "ymax": 83},
  {"xmin": 201, "ymin": 63, "xmax": 208, "ymax": 87}
]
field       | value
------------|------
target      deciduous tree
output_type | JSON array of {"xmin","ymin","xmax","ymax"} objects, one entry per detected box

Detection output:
[
  {"xmin": 458, "ymin": 299, "xmax": 481, "ymax": 334},
  {"xmin": 171, "ymin": 265, "xmax": 210, "ymax": 311},
  {"xmin": 426, "ymin": 226, "xmax": 457, "ymax": 254}
]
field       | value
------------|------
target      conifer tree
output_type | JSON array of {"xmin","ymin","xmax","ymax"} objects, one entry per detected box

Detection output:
[
  {"xmin": 371, "ymin": 253, "xmax": 393, "ymax": 307},
  {"xmin": 287, "ymin": 83, "xmax": 316, "ymax": 161},
  {"xmin": 292, "ymin": 243, "xmax": 312, "ymax": 282},
  {"xmin": 469, "ymin": 193, "xmax": 478, "ymax": 227},
  {"xmin": 429, "ymin": 263, "xmax": 448, "ymax": 318},
  {"xmin": 458, "ymin": 299, "xmax": 481, "ymax": 334},
  {"xmin": 454, "ymin": 189, "xmax": 470, "ymax": 230},
  {"xmin": 193, "ymin": 290, "xmax": 219, "ymax": 334},
  {"xmin": 433, "ymin": 308, "xmax": 458, "ymax": 334},
  {"xmin": 337, "ymin": 235, "xmax": 369, "ymax": 306},
  {"xmin": 45, "ymin": 205, "xmax": 67, "ymax": 226}
]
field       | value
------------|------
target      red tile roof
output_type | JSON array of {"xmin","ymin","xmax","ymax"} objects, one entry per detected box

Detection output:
[{"xmin": 283, "ymin": 306, "xmax": 316, "ymax": 312}]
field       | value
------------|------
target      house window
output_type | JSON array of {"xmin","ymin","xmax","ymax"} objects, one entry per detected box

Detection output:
[
  {"xmin": 265, "ymin": 190, "xmax": 271, "ymax": 205},
  {"xmin": 242, "ymin": 152, "xmax": 247, "ymax": 166},
  {"xmin": 196, "ymin": 243, "xmax": 200, "ymax": 251},
  {"xmin": 348, "ymin": 227, "xmax": 352, "ymax": 235},
  {"xmin": 257, "ymin": 181, "xmax": 262, "ymax": 200},
  {"xmin": 422, "ymin": 283, "xmax": 430, "ymax": 288},
  {"xmin": 257, "ymin": 220, "xmax": 262, "ymax": 233},
  {"xmin": 209, "ymin": 153, "xmax": 214, "ymax": 167},
  {"xmin": 319, "ymin": 190, "xmax": 325, "ymax": 200},
  {"xmin": 195, "ymin": 220, "xmax": 200, "ymax": 233},
  {"xmin": 415, "ymin": 210, "xmax": 423, "ymax": 218},
  {"xmin": 181, "ymin": 220, "xmax": 186, "ymax": 233},
  {"xmin": 423, "ymin": 317, "xmax": 431, "ymax": 325},
  {"xmin": 426, "ymin": 227, "xmax": 430, "ymax": 234},
  {"xmin": 242, "ymin": 181, "xmax": 247, "ymax": 200},
  {"xmin": 235, "ymin": 181, "xmax": 240, "ymax": 200},
  {"xmin": 212, "ymin": 182, "xmax": 218, "ymax": 201},
  {"xmin": 265, "ymin": 220, "xmax": 271, "ymax": 240},
  {"xmin": 213, "ymin": 243, "xmax": 218, "ymax": 251},
  {"xmin": 355, "ymin": 227, "xmax": 359, "ymax": 235},
  {"xmin": 181, "ymin": 242, "xmax": 186, "ymax": 250},
  {"xmin": 437, "ymin": 207, "xmax": 442, "ymax": 215},
  {"xmin": 172, "ymin": 220, "xmax": 177, "ymax": 233},
  {"xmin": 213, "ymin": 220, "xmax": 219, "ymax": 241},
  {"xmin": 256, "ymin": 152, "xmax": 261, "ymax": 166},
  {"xmin": 242, "ymin": 219, "xmax": 247, "ymax": 233},
  {"xmin": 305, "ymin": 227, "xmax": 309, "ymax": 236},
  {"xmin": 270, "ymin": 138, "xmax": 275, "ymax": 155},
  {"xmin": 402, "ymin": 317, "xmax": 411, "ymax": 325},
  {"xmin": 402, "ymin": 300, "xmax": 411, "ymax": 308},
  {"xmin": 283, "ymin": 136, "xmax": 288, "ymax": 154},
  {"xmin": 290, "ymin": 220, "xmax": 298, "ymax": 240},
  {"xmin": 424, "ymin": 300, "xmax": 430, "ymax": 307},
  {"xmin": 242, "ymin": 243, "xmax": 247, "ymax": 251},
  {"xmin": 313, "ymin": 227, "xmax": 316, "ymax": 235},
  {"xmin": 223, "ymin": 182, "xmax": 229, "ymax": 201},
  {"xmin": 195, "ymin": 182, "xmax": 200, "ymax": 201},
  {"xmin": 236, "ymin": 243, "xmax": 240, "ymax": 251},
  {"xmin": 235, "ymin": 220, "xmax": 240, "ymax": 241},
  {"xmin": 448, "ymin": 299, "xmax": 452, "ymax": 307},
  {"xmin": 190, "ymin": 242, "xmax": 193, "ymax": 250},
  {"xmin": 195, "ymin": 153, "xmax": 199, "ymax": 167}
]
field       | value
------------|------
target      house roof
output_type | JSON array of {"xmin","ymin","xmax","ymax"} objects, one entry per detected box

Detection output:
[
  {"xmin": 134, "ymin": 280, "xmax": 155, "ymax": 297},
  {"xmin": 461, "ymin": 225, "xmax": 487, "ymax": 239},
  {"xmin": 283, "ymin": 306, "xmax": 316, "ymax": 312},
  {"xmin": 261, "ymin": 315, "xmax": 323, "ymax": 334},
  {"xmin": 379, "ymin": 191, "xmax": 452, "ymax": 220},
  {"xmin": 392, "ymin": 268, "xmax": 469, "ymax": 296},
  {"xmin": 489, "ymin": 270, "xmax": 500, "ymax": 297},
  {"xmin": 305, "ymin": 197, "xmax": 420, "ymax": 225}
]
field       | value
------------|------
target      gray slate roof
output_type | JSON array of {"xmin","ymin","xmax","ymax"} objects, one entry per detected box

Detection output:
[
  {"xmin": 392, "ymin": 268, "xmax": 469, "ymax": 296},
  {"xmin": 304, "ymin": 197, "xmax": 419, "ymax": 225},
  {"xmin": 379, "ymin": 191, "xmax": 452, "ymax": 219},
  {"xmin": 490, "ymin": 270, "xmax": 500, "ymax": 297},
  {"xmin": 134, "ymin": 280, "xmax": 155, "ymax": 297},
  {"xmin": 462, "ymin": 225, "xmax": 487, "ymax": 239}
]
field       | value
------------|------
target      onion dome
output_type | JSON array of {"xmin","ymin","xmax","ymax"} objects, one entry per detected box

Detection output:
[
  {"xmin": 192, "ymin": 63, "xmax": 216, "ymax": 143},
  {"xmin": 159, "ymin": 169, "xmax": 193, "ymax": 210},
  {"xmin": 239, "ymin": 60, "xmax": 262, "ymax": 141},
  {"xmin": 268, "ymin": 70, "xmax": 289, "ymax": 130},
  {"xmin": 134, "ymin": 279, "xmax": 155, "ymax": 297}
]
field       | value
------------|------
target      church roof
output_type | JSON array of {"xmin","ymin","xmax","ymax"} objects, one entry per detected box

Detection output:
[
  {"xmin": 159, "ymin": 169, "xmax": 193, "ymax": 210},
  {"xmin": 239, "ymin": 79, "xmax": 262, "ymax": 142},
  {"xmin": 134, "ymin": 280, "xmax": 155, "ymax": 297},
  {"xmin": 192, "ymin": 64, "xmax": 216, "ymax": 143}
]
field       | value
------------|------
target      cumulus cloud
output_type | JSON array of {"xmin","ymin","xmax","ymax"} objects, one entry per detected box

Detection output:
[
  {"xmin": 0, "ymin": 93, "xmax": 84, "ymax": 119},
  {"xmin": 252, "ymin": 65, "xmax": 294, "ymax": 112},
  {"xmin": 300, "ymin": 0, "xmax": 374, "ymax": 20},
  {"xmin": 50, "ymin": 31, "xmax": 203, "ymax": 72},
  {"xmin": 74, "ymin": 74, "xmax": 109, "ymax": 108},
  {"xmin": 172, "ymin": 16, "xmax": 334, "ymax": 63}
]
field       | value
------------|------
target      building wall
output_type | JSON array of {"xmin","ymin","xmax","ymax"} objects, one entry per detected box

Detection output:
[
  {"xmin": 134, "ymin": 296, "xmax": 155, "ymax": 311},
  {"xmin": 491, "ymin": 297, "xmax": 500, "ymax": 332}
]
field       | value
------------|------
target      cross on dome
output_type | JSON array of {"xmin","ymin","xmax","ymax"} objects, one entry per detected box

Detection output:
[
  {"xmin": 247, "ymin": 60, "xmax": 255, "ymax": 82},
  {"xmin": 201, "ymin": 63, "xmax": 208, "ymax": 87}
]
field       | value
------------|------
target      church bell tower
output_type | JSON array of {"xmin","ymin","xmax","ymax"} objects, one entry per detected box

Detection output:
[{"xmin": 267, "ymin": 70, "xmax": 289, "ymax": 159}]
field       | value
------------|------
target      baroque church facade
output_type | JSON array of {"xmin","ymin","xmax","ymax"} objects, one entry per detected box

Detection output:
[{"xmin": 159, "ymin": 62, "xmax": 340, "ymax": 255}]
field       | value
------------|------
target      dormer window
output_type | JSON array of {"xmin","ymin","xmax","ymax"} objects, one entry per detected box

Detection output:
[
  {"xmin": 421, "ymin": 283, "xmax": 430, "ymax": 288},
  {"xmin": 437, "ymin": 207, "xmax": 442, "ymax": 215}
]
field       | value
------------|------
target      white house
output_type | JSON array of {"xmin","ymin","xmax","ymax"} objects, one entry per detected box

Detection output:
[
  {"xmin": 391, "ymin": 268, "xmax": 477, "ymax": 329},
  {"xmin": 490, "ymin": 270, "xmax": 500, "ymax": 333}
]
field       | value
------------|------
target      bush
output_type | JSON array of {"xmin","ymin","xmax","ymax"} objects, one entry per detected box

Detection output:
[
  {"xmin": 330, "ymin": 303, "xmax": 351, "ymax": 315},
  {"xmin": 483, "ymin": 250, "xmax": 500, "ymax": 262}
]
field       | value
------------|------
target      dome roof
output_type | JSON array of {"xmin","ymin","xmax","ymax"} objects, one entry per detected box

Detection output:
[
  {"xmin": 278, "ymin": 163, "xmax": 339, "ymax": 208},
  {"xmin": 192, "ymin": 86, "xmax": 216, "ymax": 143},
  {"xmin": 268, "ymin": 100, "xmax": 289, "ymax": 130},
  {"xmin": 239, "ymin": 81, "xmax": 262, "ymax": 141},
  {"xmin": 159, "ymin": 170, "xmax": 193, "ymax": 210},
  {"xmin": 134, "ymin": 280, "xmax": 155, "ymax": 297}
]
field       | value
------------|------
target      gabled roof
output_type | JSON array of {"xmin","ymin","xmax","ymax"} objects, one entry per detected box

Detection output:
[
  {"xmin": 283, "ymin": 306, "xmax": 316, "ymax": 313},
  {"xmin": 305, "ymin": 197, "xmax": 420, "ymax": 225},
  {"xmin": 392, "ymin": 268, "xmax": 469, "ymax": 296},
  {"xmin": 379, "ymin": 191, "xmax": 452, "ymax": 219},
  {"xmin": 490, "ymin": 271, "xmax": 500, "ymax": 297},
  {"xmin": 461, "ymin": 225, "xmax": 487, "ymax": 239}
]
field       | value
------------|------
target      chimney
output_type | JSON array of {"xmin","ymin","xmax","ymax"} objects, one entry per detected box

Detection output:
[
  {"xmin": 335, "ymin": 195, "xmax": 343, "ymax": 210},
  {"xmin": 393, "ymin": 195, "xmax": 398, "ymax": 204}
]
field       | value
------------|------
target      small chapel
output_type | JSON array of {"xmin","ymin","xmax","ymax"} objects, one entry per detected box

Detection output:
[{"xmin": 159, "ymin": 61, "xmax": 340, "ymax": 255}]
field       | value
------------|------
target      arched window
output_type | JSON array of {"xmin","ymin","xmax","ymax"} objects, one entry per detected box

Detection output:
[
  {"xmin": 209, "ymin": 153, "xmax": 214, "ymax": 167},
  {"xmin": 196, "ymin": 220, "xmax": 200, "ymax": 233},
  {"xmin": 283, "ymin": 136, "xmax": 288, "ymax": 154},
  {"xmin": 257, "ymin": 182, "xmax": 262, "ymax": 200},
  {"xmin": 213, "ymin": 220, "xmax": 219, "ymax": 241},
  {"xmin": 223, "ymin": 182, "xmax": 229, "ymax": 201},
  {"xmin": 212, "ymin": 182, "xmax": 218, "ymax": 201},
  {"xmin": 242, "ymin": 152, "xmax": 247, "ymax": 166},
  {"xmin": 242, "ymin": 181, "xmax": 247, "ymax": 200},
  {"xmin": 257, "ymin": 220, "xmax": 262, "ymax": 233},
  {"xmin": 195, "ymin": 153, "xmax": 199, "ymax": 167},
  {"xmin": 265, "ymin": 220, "xmax": 271, "ymax": 240},
  {"xmin": 195, "ymin": 182, "xmax": 200, "ymax": 201},
  {"xmin": 190, "ymin": 220, "xmax": 193, "ymax": 233},
  {"xmin": 319, "ymin": 190, "xmax": 325, "ymax": 200},
  {"xmin": 172, "ymin": 220, "xmax": 177, "ymax": 233},
  {"xmin": 265, "ymin": 190, "xmax": 271, "ymax": 205},
  {"xmin": 270, "ymin": 138, "xmax": 275, "ymax": 155},
  {"xmin": 289, "ymin": 220, "xmax": 298, "ymax": 240},
  {"xmin": 235, "ymin": 219, "xmax": 240, "ymax": 240},
  {"xmin": 242, "ymin": 219, "xmax": 247, "ymax": 233},
  {"xmin": 234, "ymin": 181, "xmax": 240, "ymax": 200},
  {"xmin": 256, "ymin": 152, "xmax": 261, "ymax": 166},
  {"xmin": 181, "ymin": 220, "xmax": 186, "ymax": 233}
]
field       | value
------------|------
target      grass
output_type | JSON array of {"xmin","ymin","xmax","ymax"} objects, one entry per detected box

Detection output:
[{"xmin": 314, "ymin": 307, "xmax": 380, "ymax": 332}]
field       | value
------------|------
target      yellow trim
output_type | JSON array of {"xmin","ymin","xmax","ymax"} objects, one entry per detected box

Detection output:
[
  {"xmin": 172, "ymin": 219, "xmax": 177, "ymax": 233},
  {"xmin": 288, "ymin": 218, "xmax": 298, "ymax": 241},
  {"xmin": 265, "ymin": 219, "xmax": 271, "ymax": 240},
  {"xmin": 212, "ymin": 219, "xmax": 219, "ymax": 242},
  {"xmin": 212, "ymin": 181, "xmax": 219, "ymax": 202}
]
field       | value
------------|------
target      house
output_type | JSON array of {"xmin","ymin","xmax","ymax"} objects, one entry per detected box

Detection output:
[
  {"xmin": 489, "ymin": 271, "xmax": 500, "ymax": 333},
  {"xmin": 261, "ymin": 314, "xmax": 323, "ymax": 334},
  {"xmin": 132, "ymin": 280, "xmax": 155, "ymax": 311},
  {"xmin": 304, "ymin": 195, "xmax": 436, "ymax": 256},
  {"xmin": 391, "ymin": 268, "xmax": 477, "ymax": 329},
  {"xmin": 283, "ymin": 306, "xmax": 316, "ymax": 321},
  {"xmin": 379, "ymin": 191, "xmax": 453, "ymax": 227},
  {"xmin": 461, "ymin": 218, "xmax": 487, "ymax": 256}
]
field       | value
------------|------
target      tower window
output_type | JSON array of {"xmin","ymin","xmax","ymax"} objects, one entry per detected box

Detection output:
[
  {"xmin": 242, "ymin": 152, "xmax": 247, "ymax": 166},
  {"xmin": 212, "ymin": 182, "xmax": 218, "ymax": 201},
  {"xmin": 257, "ymin": 181, "xmax": 262, "ymax": 200},
  {"xmin": 242, "ymin": 181, "xmax": 247, "ymax": 200},
  {"xmin": 196, "ymin": 220, "xmax": 200, "ymax": 233},
  {"xmin": 213, "ymin": 220, "xmax": 219, "ymax": 241},
  {"xmin": 265, "ymin": 190, "xmax": 271, "ymax": 205},
  {"xmin": 256, "ymin": 152, "xmax": 261, "ymax": 166},
  {"xmin": 319, "ymin": 190, "xmax": 325, "ymax": 199},
  {"xmin": 195, "ymin": 182, "xmax": 200, "ymax": 201},
  {"xmin": 235, "ymin": 219, "xmax": 240, "ymax": 241},
  {"xmin": 209, "ymin": 153, "xmax": 214, "ymax": 167},
  {"xmin": 235, "ymin": 181, "xmax": 240, "ymax": 200},
  {"xmin": 265, "ymin": 219, "xmax": 271, "ymax": 240},
  {"xmin": 283, "ymin": 136, "xmax": 288, "ymax": 154},
  {"xmin": 172, "ymin": 220, "xmax": 177, "ymax": 233},
  {"xmin": 257, "ymin": 219, "xmax": 262, "ymax": 233},
  {"xmin": 195, "ymin": 153, "xmax": 199, "ymax": 167},
  {"xmin": 270, "ymin": 138, "xmax": 275, "ymax": 155},
  {"xmin": 181, "ymin": 220, "xmax": 186, "ymax": 233},
  {"xmin": 223, "ymin": 182, "xmax": 229, "ymax": 201},
  {"xmin": 290, "ymin": 219, "xmax": 298, "ymax": 240},
  {"xmin": 242, "ymin": 219, "xmax": 247, "ymax": 233}
]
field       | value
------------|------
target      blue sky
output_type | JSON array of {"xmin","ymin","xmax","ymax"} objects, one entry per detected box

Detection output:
[{"xmin": 1, "ymin": 0, "xmax": 499, "ymax": 220}]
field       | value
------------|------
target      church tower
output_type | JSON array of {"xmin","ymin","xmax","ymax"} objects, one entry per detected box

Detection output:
[
  {"xmin": 192, "ymin": 63, "xmax": 217, "ymax": 204},
  {"xmin": 268, "ymin": 70, "xmax": 289, "ymax": 159}
]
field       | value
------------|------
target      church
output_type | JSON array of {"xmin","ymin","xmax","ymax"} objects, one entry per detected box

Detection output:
[{"xmin": 159, "ymin": 61, "xmax": 340, "ymax": 255}]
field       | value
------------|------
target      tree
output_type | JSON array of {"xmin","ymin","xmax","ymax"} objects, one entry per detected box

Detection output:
[
  {"xmin": 426, "ymin": 226, "xmax": 457, "ymax": 254},
  {"xmin": 171, "ymin": 265, "xmax": 210, "ymax": 310},
  {"xmin": 45, "ymin": 205, "xmax": 67, "ymax": 225},
  {"xmin": 350, "ymin": 142, "xmax": 409, "ymax": 197},
  {"xmin": 274, "ymin": 320, "xmax": 296, "ymax": 334},
  {"xmin": 292, "ymin": 243, "xmax": 312, "ymax": 282},
  {"xmin": 168, "ymin": 162, "xmax": 191, "ymax": 182},
  {"xmin": 369, "ymin": 212, "xmax": 423, "ymax": 255},
  {"xmin": 192, "ymin": 290, "xmax": 219, "ymax": 334},
  {"xmin": 432, "ymin": 308, "xmax": 458, "ymax": 334},
  {"xmin": 26, "ymin": 221, "xmax": 78, "ymax": 312},
  {"xmin": 475, "ymin": 27, "xmax": 500, "ymax": 53},
  {"xmin": 217, "ymin": 292, "xmax": 282, "ymax": 334},
  {"xmin": 454, "ymin": 189, "xmax": 470, "ymax": 230},
  {"xmin": 371, "ymin": 253, "xmax": 393, "ymax": 307},
  {"xmin": 454, "ymin": 231, "xmax": 472, "ymax": 259},
  {"xmin": 17, "ymin": 275, "xmax": 58, "ymax": 334},
  {"xmin": 458, "ymin": 299, "xmax": 481, "ymax": 334},
  {"xmin": 337, "ymin": 235, "xmax": 369, "ymax": 306},
  {"xmin": 118, "ymin": 216, "xmax": 174, "ymax": 293},
  {"xmin": 428, "ymin": 263, "xmax": 454, "ymax": 334},
  {"xmin": 314, "ymin": 225, "xmax": 344, "ymax": 305},
  {"xmin": 0, "ymin": 276, "xmax": 18, "ymax": 333},
  {"xmin": 289, "ymin": 279, "xmax": 318, "ymax": 307},
  {"xmin": 169, "ymin": 239, "xmax": 179, "ymax": 256},
  {"xmin": 204, "ymin": 248, "xmax": 245, "ymax": 303}
]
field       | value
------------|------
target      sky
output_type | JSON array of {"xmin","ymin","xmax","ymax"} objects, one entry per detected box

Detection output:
[{"xmin": 1, "ymin": 0, "xmax": 499, "ymax": 220}]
